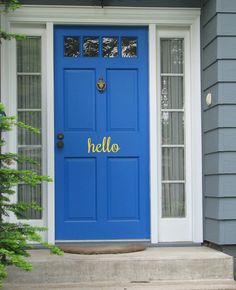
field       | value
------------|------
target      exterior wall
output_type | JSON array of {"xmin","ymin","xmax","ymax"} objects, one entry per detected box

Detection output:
[
  {"xmin": 20, "ymin": 0, "xmax": 201, "ymax": 8},
  {"xmin": 202, "ymin": 0, "xmax": 236, "ymax": 245}
]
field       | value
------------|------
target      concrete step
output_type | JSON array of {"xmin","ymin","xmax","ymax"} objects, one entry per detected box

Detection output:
[
  {"xmin": 3, "ymin": 280, "xmax": 236, "ymax": 290},
  {"xmin": 4, "ymin": 247, "xmax": 234, "ymax": 285}
]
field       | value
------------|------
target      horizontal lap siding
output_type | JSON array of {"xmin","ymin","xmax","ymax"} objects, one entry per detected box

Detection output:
[
  {"xmin": 202, "ymin": 0, "xmax": 236, "ymax": 245},
  {"xmin": 205, "ymin": 153, "xmax": 236, "ymax": 174},
  {"xmin": 205, "ymin": 219, "xmax": 236, "ymax": 245},
  {"xmin": 205, "ymin": 175, "xmax": 236, "ymax": 198},
  {"xmin": 205, "ymin": 128, "xmax": 236, "ymax": 154},
  {"xmin": 205, "ymin": 197, "xmax": 236, "ymax": 219}
]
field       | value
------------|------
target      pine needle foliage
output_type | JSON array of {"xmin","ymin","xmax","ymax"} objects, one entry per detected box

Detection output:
[
  {"xmin": 0, "ymin": 0, "xmax": 25, "ymax": 43},
  {"xmin": 0, "ymin": 103, "xmax": 63, "ymax": 288},
  {"xmin": 0, "ymin": 2, "xmax": 63, "ymax": 287}
]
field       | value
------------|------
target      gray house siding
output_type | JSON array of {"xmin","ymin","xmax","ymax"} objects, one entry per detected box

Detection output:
[{"xmin": 202, "ymin": 0, "xmax": 236, "ymax": 245}]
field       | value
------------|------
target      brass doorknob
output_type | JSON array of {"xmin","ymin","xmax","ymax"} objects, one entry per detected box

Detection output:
[
  {"xmin": 57, "ymin": 140, "xmax": 64, "ymax": 148},
  {"xmin": 57, "ymin": 132, "xmax": 64, "ymax": 140}
]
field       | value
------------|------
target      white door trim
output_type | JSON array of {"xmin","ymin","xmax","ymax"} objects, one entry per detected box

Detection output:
[
  {"xmin": 5, "ymin": 6, "xmax": 200, "ymax": 25},
  {"xmin": 1, "ymin": 6, "xmax": 202, "ymax": 244},
  {"xmin": 149, "ymin": 24, "xmax": 159, "ymax": 244},
  {"xmin": 45, "ymin": 22, "xmax": 55, "ymax": 243},
  {"xmin": 156, "ymin": 22, "xmax": 202, "ymax": 243},
  {"xmin": 190, "ymin": 15, "xmax": 203, "ymax": 243}
]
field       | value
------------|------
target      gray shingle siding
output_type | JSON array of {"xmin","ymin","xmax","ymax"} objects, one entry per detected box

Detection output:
[
  {"xmin": 202, "ymin": 0, "xmax": 236, "ymax": 245},
  {"xmin": 205, "ymin": 219, "xmax": 236, "ymax": 245}
]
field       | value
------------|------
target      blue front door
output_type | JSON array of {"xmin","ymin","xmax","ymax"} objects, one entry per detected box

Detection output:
[{"xmin": 55, "ymin": 26, "xmax": 150, "ymax": 240}]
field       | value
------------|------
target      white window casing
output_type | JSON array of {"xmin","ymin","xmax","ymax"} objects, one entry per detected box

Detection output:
[
  {"xmin": 158, "ymin": 29, "xmax": 192, "ymax": 242},
  {"xmin": 1, "ymin": 26, "xmax": 47, "ymax": 238}
]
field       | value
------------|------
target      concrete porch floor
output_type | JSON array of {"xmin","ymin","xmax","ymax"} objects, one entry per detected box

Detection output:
[{"xmin": 3, "ymin": 246, "xmax": 236, "ymax": 290}]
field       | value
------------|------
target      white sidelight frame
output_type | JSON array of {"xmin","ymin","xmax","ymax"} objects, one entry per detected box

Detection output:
[
  {"xmin": 1, "ymin": 6, "xmax": 202, "ymax": 244},
  {"xmin": 1, "ymin": 25, "xmax": 48, "ymax": 240},
  {"xmin": 157, "ymin": 29, "xmax": 192, "ymax": 242}
]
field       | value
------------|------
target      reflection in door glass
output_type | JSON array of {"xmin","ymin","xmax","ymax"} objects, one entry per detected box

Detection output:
[
  {"xmin": 83, "ymin": 37, "xmax": 99, "ymax": 57},
  {"xmin": 64, "ymin": 36, "xmax": 80, "ymax": 57},
  {"xmin": 102, "ymin": 37, "xmax": 118, "ymax": 57},
  {"xmin": 122, "ymin": 37, "xmax": 137, "ymax": 57}
]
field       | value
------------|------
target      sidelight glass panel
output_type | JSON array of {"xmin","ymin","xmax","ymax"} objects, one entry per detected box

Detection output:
[
  {"xmin": 17, "ymin": 75, "xmax": 41, "ymax": 109},
  {"xmin": 83, "ymin": 37, "xmax": 99, "ymax": 57},
  {"xmin": 161, "ymin": 76, "xmax": 184, "ymax": 109},
  {"xmin": 64, "ymin": 36, "xmax": 80, "ymax": 57},
  {"xmin": 17, "ymin": 36, "xmax": 42, "ymax": 219},
  {"xmin": 162, "ymin": 112, "xmax": 184, "ymax": 145},
  {"xmin": 162, "ymin": 148, "xmax": 184, "ymax": 181},
  {"xmin": 17, "ymin": 37, "xmax": 41, "ymax": 73},
  {"xmin": 103, "ymin": 37, "xmax": 118, "ymax": 57},
  {"xmin": 18, "ymin": 147, "xmax": 42, "ymax": 175},
  {"xmin": 162, "ymin": 184, "xmax": 185, "ymax": 218},
  {"xmin": 18, "ymin": 112, "xmax": 41, "ymax": 145},
  {"xmin": 122, "ymin": 37, "xmax": 137, "ymax": 57},
  {"xmin": 161, "ymin": 39, "xmax": 184, "ymax": 74},
  {"xmin": 161, "ymin": 37, "xmax": 185, "ymax": 218},
  {"xmin": 18, "ymin": 184, "xmax": 42, "ymax": 219}
]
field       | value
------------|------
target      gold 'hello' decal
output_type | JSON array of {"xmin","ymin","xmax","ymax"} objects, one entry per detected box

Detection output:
[{"xmin": 88, "ymin": 137, "xmax": 120, "ymax": 153}]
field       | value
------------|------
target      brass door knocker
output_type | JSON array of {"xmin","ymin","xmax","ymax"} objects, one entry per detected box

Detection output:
[{"xmin": 96, "ymin": 77, "xmax": 106, "ymax": 93}]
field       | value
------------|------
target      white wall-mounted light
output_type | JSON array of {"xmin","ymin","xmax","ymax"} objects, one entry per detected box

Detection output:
[{"xmin": 206, "ymin": 93, "xmax": 212, "ymax": 106}]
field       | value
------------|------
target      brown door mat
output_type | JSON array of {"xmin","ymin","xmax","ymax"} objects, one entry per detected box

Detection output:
[{"xmin": 58, "ymin": 243, "xmax": 146, "ymax": 255}]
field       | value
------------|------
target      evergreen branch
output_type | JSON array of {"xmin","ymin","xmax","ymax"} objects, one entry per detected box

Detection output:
[
  {"xmin": 0, "ymin": 95, "xmax": 62, "ymax": 287},
  {"xmin": 0, "ymin": 0, "xmax": 21, "ymax": 13},
  {"xmin": 0, "ymin": 152, "xmax": 40, "ymax": 165},
  {"xmin": 15, "ymin": 121, "xmax": 40, "ymax": 134},
  {"xmin": 0, "ymin": 30, "xmax": 25, "ymax": 42}
]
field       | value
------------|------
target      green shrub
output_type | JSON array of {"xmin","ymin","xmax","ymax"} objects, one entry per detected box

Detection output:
[{"xmin": 0, "ymin": 106, "xmax": 63, "ymax": 288}]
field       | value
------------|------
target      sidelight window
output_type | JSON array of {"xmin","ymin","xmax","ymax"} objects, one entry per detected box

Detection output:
[
  {"xmin": 160, "ymin": 38, "xmax": 185, "ymax": 218},
  {"xmin": 16, "ymin": 36, "xmax": 42, "ymax": 219}
]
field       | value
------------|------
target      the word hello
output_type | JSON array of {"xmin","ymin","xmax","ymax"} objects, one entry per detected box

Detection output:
[{"xmin": 88, "ymin": 137, "xmax": 120, "ymax": 153}]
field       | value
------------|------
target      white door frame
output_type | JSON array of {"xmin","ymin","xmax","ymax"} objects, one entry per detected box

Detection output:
[
  {"xmin": 157, "ymin": 29, "xmax": 192, "ymax": 242},
  {"xmin": 1, "ymin": 6, "xmax": 202, "ymax": 244}
]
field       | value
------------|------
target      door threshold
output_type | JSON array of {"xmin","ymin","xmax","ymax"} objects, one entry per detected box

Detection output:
[{"xmin": 55, "ymin": 239, "xmax": 150, "ymax": 243}]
